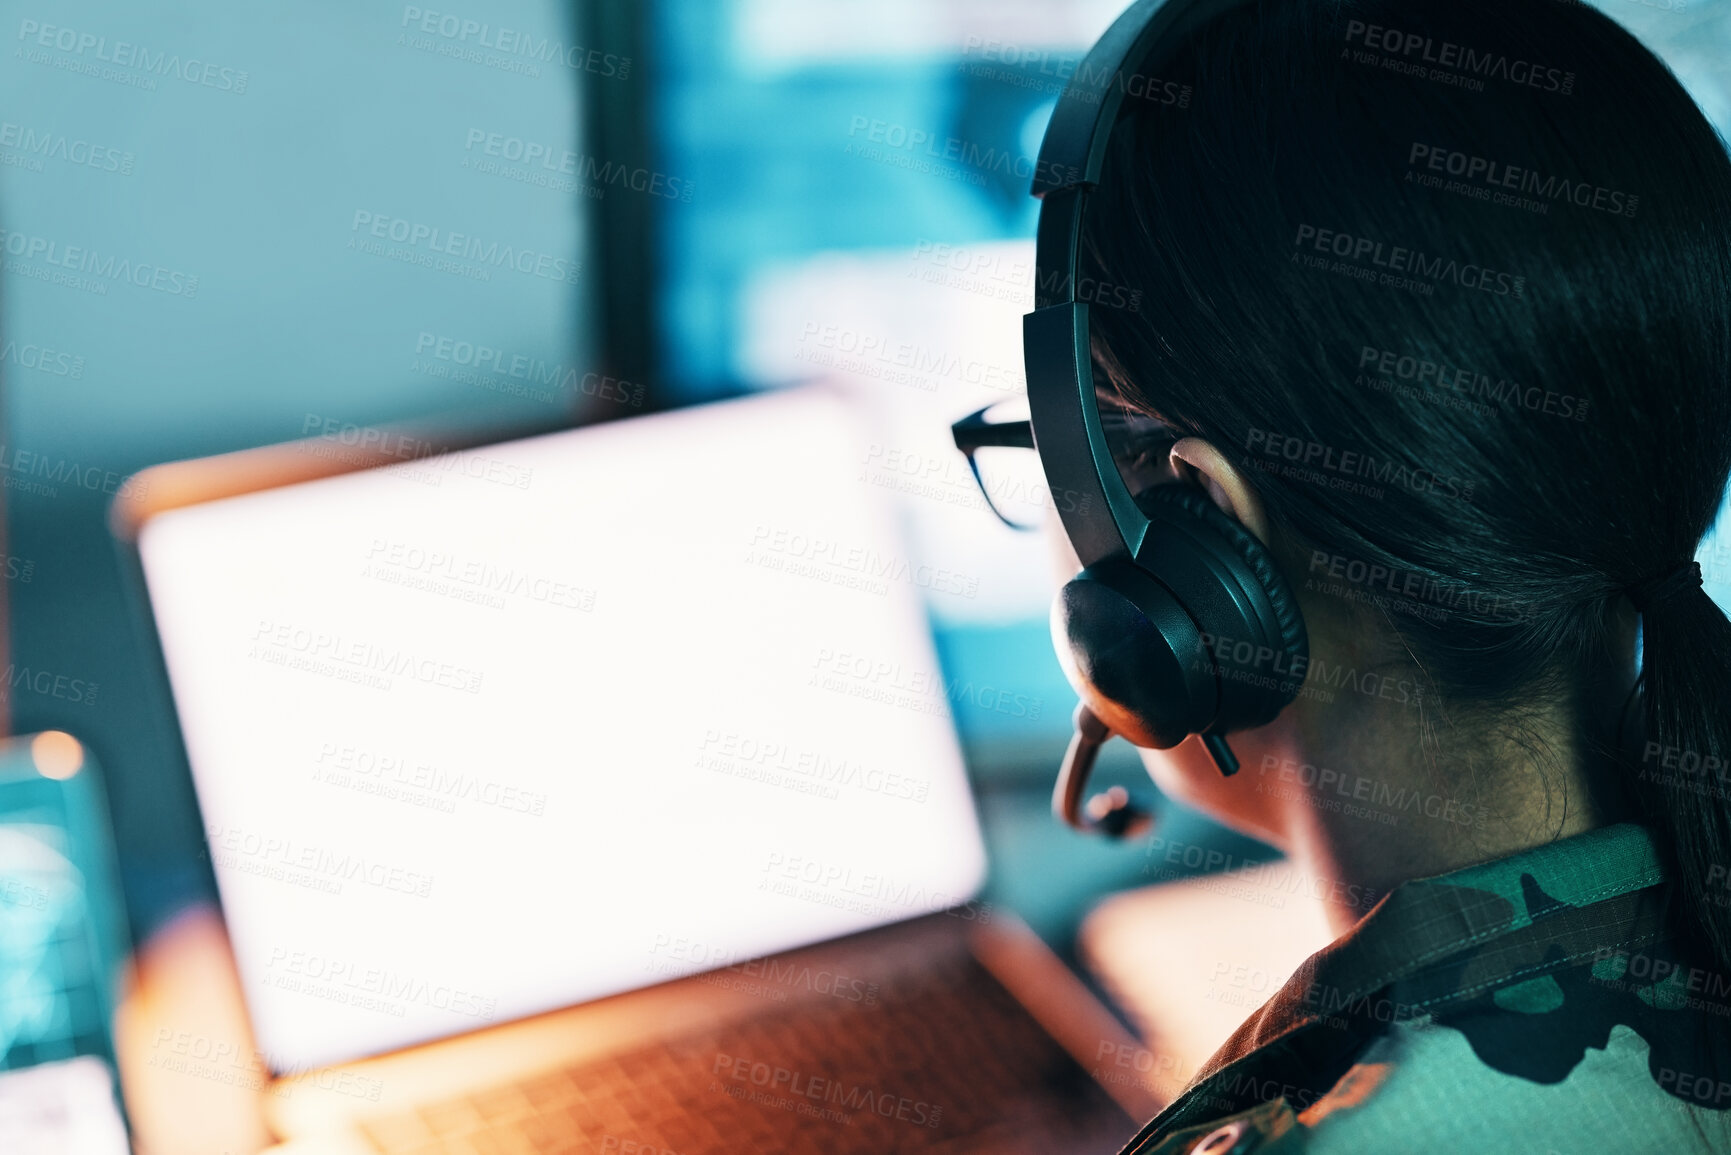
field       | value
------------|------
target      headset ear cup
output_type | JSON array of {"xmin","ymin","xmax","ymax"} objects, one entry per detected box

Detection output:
[
  {"xmin": 1135, "ymin": 484, "xmax": 1309, "ymax": 729},
  {"xmin": 1051, "ymin": 558, "xmax": 1219, "ymax": 748}
]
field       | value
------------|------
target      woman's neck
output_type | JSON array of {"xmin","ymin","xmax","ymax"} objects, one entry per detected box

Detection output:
[{"xmin": 1271, "ymin": 660, "xmax": 1640, "ymax": 938}]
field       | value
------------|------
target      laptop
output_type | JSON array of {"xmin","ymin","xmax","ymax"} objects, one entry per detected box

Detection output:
[{"xmin": 113, "ymin": 385, "xmax": 1157, "ymax": 1154}]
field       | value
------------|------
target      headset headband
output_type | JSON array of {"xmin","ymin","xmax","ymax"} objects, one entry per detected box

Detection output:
[
  {"xmin": 1025, "ymin": 0, "xmax": 1253, "ymax": 569},
  {"xmin": 1019, "ymin": 0, "xmax": 1313, "ymax": 826}
]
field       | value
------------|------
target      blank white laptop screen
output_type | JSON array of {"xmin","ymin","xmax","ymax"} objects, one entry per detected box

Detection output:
[{"xmin": 136, "ymin": 387, "xmax": 989, "ymax": 1073}]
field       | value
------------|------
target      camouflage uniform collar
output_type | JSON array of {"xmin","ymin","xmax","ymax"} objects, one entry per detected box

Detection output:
[
  {"xmin": 1125, "ymin": 822, "xmax": 1667, "ymax": 1149},
  {"xmin": 1401, "ymin": 820, "xmax": 1663, "ymax": 915},
  {"xmin": 1312, "ymin": 820, "xmax": 1666, "ymax": 1016}
]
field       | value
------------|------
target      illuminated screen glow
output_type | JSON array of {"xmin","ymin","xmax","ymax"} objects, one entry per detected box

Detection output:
[{"xmin": 137, "ymin": 387, "xmax": 988, "ymax": 1072}]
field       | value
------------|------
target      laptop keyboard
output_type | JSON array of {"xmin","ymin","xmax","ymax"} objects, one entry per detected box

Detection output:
[{"xmin": 356, "ymin": 944, "xmax": 1134, "ymax": 1154}]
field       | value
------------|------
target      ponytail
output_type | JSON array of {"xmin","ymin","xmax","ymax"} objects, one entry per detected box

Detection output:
[{"xmin": 1627, "ymin": 562, "xmax": 1731, "ymax": 970}]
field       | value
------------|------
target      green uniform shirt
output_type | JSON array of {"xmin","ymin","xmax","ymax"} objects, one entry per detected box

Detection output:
[{"xmin": 1120, "ymin": 823, "xmax": 1731, "ymax": 1154}]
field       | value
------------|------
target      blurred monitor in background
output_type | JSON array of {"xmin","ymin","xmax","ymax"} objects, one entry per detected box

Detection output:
[{"xmin": 644, "ymin": 0, "xmax": 1731, "ymax": 775}]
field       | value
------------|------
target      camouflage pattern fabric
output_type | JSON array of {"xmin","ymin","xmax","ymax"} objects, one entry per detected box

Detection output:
[{"xmin": 1119, "ymin": 823, "xmax": 1731, "ymax": 1153}]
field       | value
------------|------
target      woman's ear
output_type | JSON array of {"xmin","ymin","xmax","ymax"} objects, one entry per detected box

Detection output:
[{"xmin": 1169, "ymin": 437, "xmax": 1271, "ymax": 545}]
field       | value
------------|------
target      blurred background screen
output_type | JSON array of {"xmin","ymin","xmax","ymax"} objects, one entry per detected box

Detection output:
[{"xmin": 647, "ymin": 0, "xmax": 1731, "ymax": 743}]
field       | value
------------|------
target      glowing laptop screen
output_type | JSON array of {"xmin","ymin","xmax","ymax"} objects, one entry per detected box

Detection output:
[{"xmin": 137, "ymin": 388, "xmax": 988, "ymax": 1072}]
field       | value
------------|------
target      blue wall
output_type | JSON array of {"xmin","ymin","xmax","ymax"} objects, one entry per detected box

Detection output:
[{"xmin": 0, "ymin": 0, "xmax": 594, "ymax": 934}]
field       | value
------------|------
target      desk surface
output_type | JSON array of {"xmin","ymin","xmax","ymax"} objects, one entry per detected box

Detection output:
[{"xmin": 1078, "ymin": 861, "xmax": 1337, "ymax": 1103}]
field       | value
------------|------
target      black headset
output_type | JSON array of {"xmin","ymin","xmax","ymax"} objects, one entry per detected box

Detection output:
[{"xmin": 1021, "ymin": 0, "xmax": 1310, "ymax": 838}]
